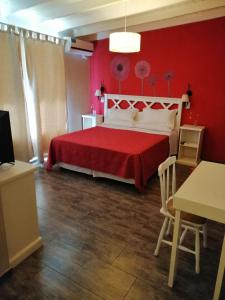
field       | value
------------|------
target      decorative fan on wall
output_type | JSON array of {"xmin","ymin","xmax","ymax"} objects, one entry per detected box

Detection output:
[
  {"xmin": 111, "ymin": 55, "xmax": 130, "ymax": 93},
  {"xmin": 135, "ymin": 60, "xmax": 151, "ymax": 95},
  {"xmin": 163, "ymin": 70, "xmax": 175, "ymax": 97}
]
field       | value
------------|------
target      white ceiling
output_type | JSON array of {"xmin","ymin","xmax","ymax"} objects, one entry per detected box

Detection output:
[{"xmin": 0, "ymin": 0, "xmax": 225, "ymax": 41}]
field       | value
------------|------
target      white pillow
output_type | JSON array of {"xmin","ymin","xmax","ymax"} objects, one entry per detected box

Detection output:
[
  {"xmin": 141, "ymin": 108, "xmax": 177, "ymax": 130},
  {"xmin": 105, "ymin": 108, "xmax": 138, "ymax": 123},
  {"xmin": 134, "ymin": 121, "xmax": 172, "ymax": 132},
  {"xmin": 103, "ymin": 119, "xmax": 133, "ymax": 127}
]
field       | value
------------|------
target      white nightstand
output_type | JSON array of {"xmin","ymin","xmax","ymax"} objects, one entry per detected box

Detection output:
[
  {"xmin": 82, "ymin": 114, "xmax": 103, "ymax": 130},
  {"xmin": 177, "ymin": 124, "xmax": 205, "ymax": 167}
]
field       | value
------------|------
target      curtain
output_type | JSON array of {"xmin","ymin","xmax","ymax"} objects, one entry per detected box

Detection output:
[
  {"xmin": 0, "ymin": 31, "xmax": 32, "ymax": 161},
  {"xmin": 22, "ymin": 37, "xmax": 67, "ymax": 163}
]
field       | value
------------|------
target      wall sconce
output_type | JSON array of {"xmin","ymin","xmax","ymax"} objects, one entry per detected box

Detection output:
[
  {"xmin": 95, "ymin": 82, "xmax": 105, "ymax": 102},
  {"xmin": 95, "ymin": 89, "xmax": 101, "ymax": 98},
  {"xmin": 182, "ymin": 94, "xmax": 190, "ymax": 109},
  {"xmin": 182, "ymin": 83, "xmax": 192, "ymax": 109}
]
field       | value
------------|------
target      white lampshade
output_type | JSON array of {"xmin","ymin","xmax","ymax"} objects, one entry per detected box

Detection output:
[
  {"xmin": 109, "ymin": 32, "xmax": 141, "ymax": 53},
  {"xmin": 95, "ymin": 89, "xmax": 101, "ymax": 97},
  {"xmin": 182, "ymin": 94, "xmax": 191, "ymax": 109},
  {"xmin": 181, "ymin": 94, "xmax": 189, "ymax": 102}
]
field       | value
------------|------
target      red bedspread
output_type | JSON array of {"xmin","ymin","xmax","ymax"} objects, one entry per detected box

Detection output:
[{"xmin": 47, "ymin": 126, "xmax": 169, "ymax": 191}]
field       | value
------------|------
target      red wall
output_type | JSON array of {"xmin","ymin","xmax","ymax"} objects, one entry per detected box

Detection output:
[{"xmin": 90, "ymin": 17, "xmax": 225, "ymax": 163}]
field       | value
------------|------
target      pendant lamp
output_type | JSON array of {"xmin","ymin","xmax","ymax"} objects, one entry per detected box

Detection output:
[{"xmin": 109, "ymin": 1, "xmax": 141, "ymax": 53}]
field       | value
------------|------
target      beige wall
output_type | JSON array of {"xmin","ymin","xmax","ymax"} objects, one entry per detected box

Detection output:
[{"xmin": 64, "ymin": 53, "xmax": 90, "ymax": 132}]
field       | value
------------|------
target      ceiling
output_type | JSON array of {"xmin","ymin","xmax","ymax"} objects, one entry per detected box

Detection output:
[{"xmin": 0, "ymin": 0, "xmax": 225, "ymax": 41}]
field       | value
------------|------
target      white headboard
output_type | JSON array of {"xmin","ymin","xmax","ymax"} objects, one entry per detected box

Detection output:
[{"xmin": 104, "ymin": 94, "xmax": 187, "ymax": 131}]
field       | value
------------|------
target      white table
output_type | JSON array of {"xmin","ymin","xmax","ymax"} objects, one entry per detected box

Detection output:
[{"xmin": 168, "ymin": 161, "xmax": 225, "ymax": 300}]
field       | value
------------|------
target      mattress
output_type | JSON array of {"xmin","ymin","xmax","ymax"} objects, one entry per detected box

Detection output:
[{"xmin": 47, "ymin": 126, "xmax": 170, "ymax": 191}]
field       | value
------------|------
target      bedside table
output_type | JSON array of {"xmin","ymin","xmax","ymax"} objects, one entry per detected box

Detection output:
[
  {"xmin": 177, "ymin": 124, "xmax": 205, "ymax": 167},
  {"xmin": 82, "ymin": 114, "xmax": 103, "ymax": 130}
]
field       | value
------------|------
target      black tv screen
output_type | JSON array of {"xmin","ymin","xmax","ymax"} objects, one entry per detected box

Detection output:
[{"xmin": 0, "ymin": 110, "xmax": 15, "ymax": 165}]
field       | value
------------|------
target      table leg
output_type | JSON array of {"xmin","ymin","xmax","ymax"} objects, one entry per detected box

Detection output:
[
  {"xmin": 213, "ymin": 233, "xmax": 225, "ymax": 300},
  {"xmin": 168, "ymin": 209, "xmax": 181, "ymax": 287}
]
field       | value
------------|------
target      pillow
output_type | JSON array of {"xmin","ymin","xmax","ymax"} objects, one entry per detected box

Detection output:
[
  {"xmin": 134, "ymin": 121, "xmax": 172, "ymax": 132},
  {"xmin": 103, "ymin": 119, "xmax": 133, "ymax": 127},
  {"xmin": 141, "ymin": 108, "xmax": 177, "ymax": 130},
  {"xmin": 105, "ymin": 108, "xmax": 138, "ymax": 123}
]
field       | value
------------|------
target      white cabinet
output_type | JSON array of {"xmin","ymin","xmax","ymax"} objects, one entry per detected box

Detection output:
[
  {"xmin": 0, "ymin": 161, "xmax": 42, "ymax": 276},
  {"xmin": 0, "ymin": 199, "xmax": 9, "ymax": 276},
  {"xmin": 177, "ymin": 125, "xmax": 205, "ymax": 167},
  {"xmin": 82, "ymin": 114, "xmax": 103, "ymax": 130}
]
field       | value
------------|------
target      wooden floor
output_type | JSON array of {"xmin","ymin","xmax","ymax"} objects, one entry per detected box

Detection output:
[{"xmin": 0, "ymin": 164, "xmax": 225, "ymax": 300}]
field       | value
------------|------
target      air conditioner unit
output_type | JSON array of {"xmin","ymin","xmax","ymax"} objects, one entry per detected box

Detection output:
[{"xmin": 70, "ymin": 38, "xmax": 94, "ymax": 57}]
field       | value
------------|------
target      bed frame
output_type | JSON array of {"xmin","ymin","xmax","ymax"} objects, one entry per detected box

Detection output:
[{"xmin": 59, "ymin": 94, "xmax": 188, "ymax": 186}]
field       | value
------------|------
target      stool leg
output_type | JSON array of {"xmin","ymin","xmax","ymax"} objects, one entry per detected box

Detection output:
[
  {"xmin": 179, "ymin": 227, "xmax": 188, "ymax": 245},
  {"xmin": 195, "ymin": 228, "xmax": 200, "ymax": 274},
  {"xmin": 168, "ymin": 210, "xmax": 182, "ymax": 287},
  {"xmin": 154, "ymin": 217, "xmax": 169, "ymax": 256},
  {"xmin": 166, "ymin": 218, "xmax": 172, "ymax": 236},
  {"xmin": 213, "ymin": 234, "xmax": 225, "ymax": 300},
  {"xmin": 203, "ymin": 223, "xmax": 207, "ymax": 248}
]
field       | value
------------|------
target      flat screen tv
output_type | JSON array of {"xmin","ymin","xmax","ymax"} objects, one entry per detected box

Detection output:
[{"xmin": 0, "ymin": 110, "xmax": 15, "ymax": 165}]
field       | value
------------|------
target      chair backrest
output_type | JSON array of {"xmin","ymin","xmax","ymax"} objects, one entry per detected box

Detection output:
[{"xmin": 158, "ymin": 156, "xmax": 176, "ymax": 215}]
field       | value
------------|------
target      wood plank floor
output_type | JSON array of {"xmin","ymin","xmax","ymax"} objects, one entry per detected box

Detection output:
[{"xmin": 0, "ymin": 164, "xmax": 225, "ymax": 300}]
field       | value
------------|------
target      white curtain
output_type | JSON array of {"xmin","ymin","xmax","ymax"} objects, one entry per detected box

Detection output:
[
  {"xmin": 22, "ymin": 37, "xmax": 67, "ymax": 163},
  {"xmin": 0, "ymin": 24, "xmax": 67, "ymax": 164},
  {"xmin": 0, "ymin": 31, "xmax": 32, "ymax": 161}
]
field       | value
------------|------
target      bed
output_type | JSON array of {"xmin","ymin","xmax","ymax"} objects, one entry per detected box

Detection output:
[{"xmin": 47, "ymin": 94, "xmax": 187, "ymax": 191}]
